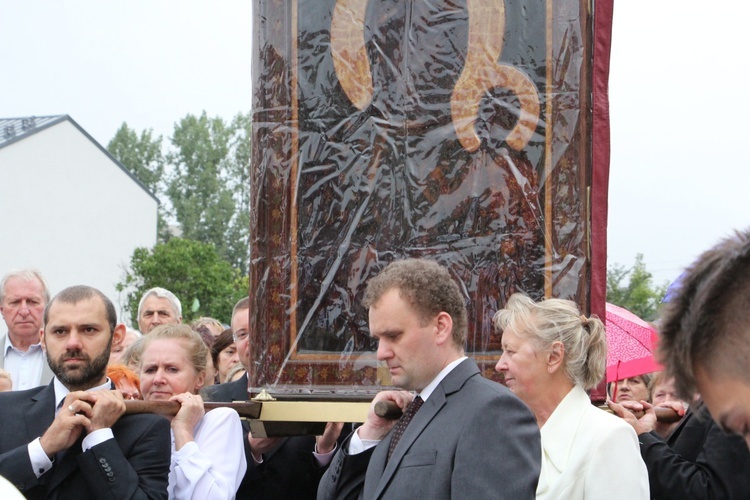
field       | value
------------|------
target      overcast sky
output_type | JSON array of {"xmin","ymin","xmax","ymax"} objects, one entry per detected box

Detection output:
[{"xmin": 2, "ymin": 0, "xmax": 747, "ymax": 290}]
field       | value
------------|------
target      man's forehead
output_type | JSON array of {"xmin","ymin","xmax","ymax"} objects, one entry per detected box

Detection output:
[
  {"xmin": 47, "ymin": 297, "xmax": 107, "ymax": 322},
  {"xmin": 3, "ymin": 277, "xmax": 45, "ymax": 298},
  {"xmin": 231, "ymin": 307, "xmax": 250, "ymax": 328},
  {"xmin": 142, "ymin": 296, "xmax": 176, "ymax": 312}
]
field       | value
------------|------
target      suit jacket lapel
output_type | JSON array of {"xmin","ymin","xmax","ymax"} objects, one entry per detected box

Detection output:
[
  {"xmin": 372, "ymin": 359, "xmax": 478, "ymax": 499},
  {"xmin": 27, "ymin": 382, "xmax": 56, "ymax": 443}
]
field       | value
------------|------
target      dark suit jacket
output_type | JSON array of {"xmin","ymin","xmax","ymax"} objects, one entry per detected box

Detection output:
[
  {"xmin": 639, "ymin": 405, "xmax": 750, "ymax": 499},
  {"xmin": 317, "ymin": 358, "xmax": 541, "ymax": 500},
  {"xmin": 202, "ymin": 373, "xmax": 329, "ymax": 499},
  {"xmin": 0, "ymin": 381, "xmax": 171, "ymax": 499}
]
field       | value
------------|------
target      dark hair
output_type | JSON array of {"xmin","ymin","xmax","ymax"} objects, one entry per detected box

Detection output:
[
  {"xmin": 659, "ymin": 229, "xmax": 750, "ymax": 399},
  {"xmin": 210, "ymin": 328, "xmax": 235, "ymax": 369},
  {"xmin": 44, "ymin": 285, "xmax": 117, "ymax": 332},
  {"xmin": 363, "ymin": 259, "xmax": 467, "ymax": 348}
]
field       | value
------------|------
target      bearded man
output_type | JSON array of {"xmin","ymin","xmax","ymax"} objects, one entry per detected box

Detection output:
[{"xmin": 0, "ymin": 285, "xmax": 171, "ymax": 499}]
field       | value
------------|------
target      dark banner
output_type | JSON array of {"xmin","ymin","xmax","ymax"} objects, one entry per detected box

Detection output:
[{"xmin": 249, "ymin": 0, "xmax": 609, "ymax": 393}]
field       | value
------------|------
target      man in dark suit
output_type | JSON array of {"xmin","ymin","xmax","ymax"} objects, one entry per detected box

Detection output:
[
  {"xmin": 317, "ymin": 259, "xmax": 541, "ymax": 500},
  {"xmin": 202, "ymin": 297, "xmax": 344, "ymax": 499},
  {"xmin": 611, "ymin": 395, "xmax": 750, "ymax": 498},
  {"xmin": 656, "ymin": 229, "xmax": 750, "ymax": 449},
  {"xmin": 0, "ymin": 285, "xmax": 171, "ymax": 499}
]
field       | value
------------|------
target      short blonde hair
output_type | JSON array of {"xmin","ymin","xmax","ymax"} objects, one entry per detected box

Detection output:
[
  {"xmin": 140, "ymin": 324, "xmax": 208, "ymax": 376},
  {"xmin": 494, "ymin": 293, "xmax": 607, "ymax": 390}
]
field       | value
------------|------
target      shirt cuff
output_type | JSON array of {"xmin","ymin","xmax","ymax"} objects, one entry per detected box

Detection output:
[
  {"xmin": 28, "ymin": 438, "xmax": 54, "ymax": 478},
  {"xmin": 313, "ymin": 442, "xmax": 337, "ymax": 466},
  {"xmin": 348, "ymin": 427, "xmax": 380, "ymax": 455},
  {"xmin": 173, "ymin": 440, "xmax": 200, "ymax": 463},
  {"xmin": 82, "ymin": 428, "xmax": 115, "ymax": 452}
]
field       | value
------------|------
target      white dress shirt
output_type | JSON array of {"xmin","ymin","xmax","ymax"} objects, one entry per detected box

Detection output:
[
  {"xmin": 536, "ymin": 385, "xmax": 649, "ymax": 499},
  {"xmin": 168, "ymin": 407, "xmax": 247, "ymax": 499},
  {"xmin": 3, "ymin": 335, "xmax": 46, "ymax": 391}
]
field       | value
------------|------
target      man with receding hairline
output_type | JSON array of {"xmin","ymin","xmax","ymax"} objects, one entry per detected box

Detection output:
[
  {"xmin": 137, "ymin": 287, "xmax": 182, "ymax": 334},
  {"xmin": 0, "ymin": 285, "xmax": 171, "ymax": 499},
  {"xmin": 0, "ymin": 269, "xmax": 54, "ymax": 390}
]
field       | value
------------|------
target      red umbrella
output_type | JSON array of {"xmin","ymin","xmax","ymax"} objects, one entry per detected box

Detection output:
[{"xmin": 605, "ymin": 302, "xmax": 662, "ymax": 383}]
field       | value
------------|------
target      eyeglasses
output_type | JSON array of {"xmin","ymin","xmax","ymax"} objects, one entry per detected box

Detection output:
[
  {"xmin": 121, "ymin": 391, "xmax": 140, "ymax": 400},
  {"xmin": 233, "ymin": 330, "xmax": 250, "ymax": 343}
]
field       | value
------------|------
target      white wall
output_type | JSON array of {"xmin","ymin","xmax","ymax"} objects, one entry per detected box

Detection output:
[{"xmin": 0, "ymin": 119, "xmax": 158, "ymax": 324}]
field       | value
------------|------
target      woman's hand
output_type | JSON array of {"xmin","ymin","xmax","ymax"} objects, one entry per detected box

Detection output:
[{"xmin": 170, "ymin": 392, "xmax": 205, "ymax": 450}]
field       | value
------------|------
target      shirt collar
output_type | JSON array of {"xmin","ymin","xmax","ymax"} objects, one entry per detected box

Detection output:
[
  {"xmin": 3, "ymin": 334, "xmax": 11, "ymax": 356},
  {"xmin": 54, "ymin": 377, "xmax": 113, "ymax": 410},
  {"xmin": 419, "ymin": 356, "xmax": 467, "ymax": 401},
  {"xmin": 4, "ymin": 333, "xmax": 43, "ymax": 354}
]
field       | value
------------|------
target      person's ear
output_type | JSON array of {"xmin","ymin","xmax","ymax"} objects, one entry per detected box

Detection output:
[
  {"xmin": 194, "ymin": 371, "xmax": 206, "ymax": 391},
  {"xmin": 39, "ymin": 327, "xmax": 46, "ymax": 351},
  {"xmin": 434, "ymin": 311, "xmax": 454, "ymax": 345},
  {"xmin": 112, "ymin": 324, "xmax": 126, "ymax": 347},
  {"xmin": 547, "ymin": 341, "xmax": 565, "ymax": 373}
]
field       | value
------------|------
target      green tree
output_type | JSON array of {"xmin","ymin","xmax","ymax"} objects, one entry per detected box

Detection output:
[
  {"xmin": 166, "ymin": 112, "xmax": 250, "ymax": 272},
  {"xmin": 116, "ymin": 238, "xmax": 248, "ymax": 327},
  {"xmin": 107, "ymin": 123, "xmax": 165, "ymax": 192},
  {"xmin": 107, "ymin": 123, "xmax": 170, "ymax": 241},
  {"xmin": 607, "ymin": 253, "xmax": 669, "ymax": 320},
  {"xmin": 224, "ymin": 112, "xmax": 251, "ymax": 274}
]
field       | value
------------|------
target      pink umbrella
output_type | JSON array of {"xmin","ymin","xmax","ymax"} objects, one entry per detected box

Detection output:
[{"xmin": 605, "ymin": 302, "xmax": 662, "ymax": 383}]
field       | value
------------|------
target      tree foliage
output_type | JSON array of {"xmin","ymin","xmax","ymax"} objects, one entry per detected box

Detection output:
[
  {"xmin": 107, "ymin": 123, "xmax": 165, "ymax": 192},
  {"xmin": 107, "ymin": 123, "xmax": 171, "ymax": 240},
  {"xmin": 607, "ymin": 253, "xmax": 669, "ymax": 321},
  {"xmin": 116, "ymin": 238, "xmax": 248, "ymax": 327},
  {"xmin": 107, "ymin": 112, "xmax": 251, "ymax": 273}
]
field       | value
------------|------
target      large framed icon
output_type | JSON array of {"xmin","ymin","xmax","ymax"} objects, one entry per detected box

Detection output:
[{"xmin": 248, "ymin": 0, "xmax": 611, "ymax": 395}]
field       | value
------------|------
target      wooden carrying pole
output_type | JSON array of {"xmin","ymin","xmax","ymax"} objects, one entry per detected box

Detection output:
[{"xmin": 123, "ymin": 399, "xmax": 682, "ymax": 437}]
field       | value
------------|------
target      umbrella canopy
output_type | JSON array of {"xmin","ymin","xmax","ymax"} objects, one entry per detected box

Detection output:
[{"xmin": 605, "ymin": 302, "xmax": 662, "ymax": 382}]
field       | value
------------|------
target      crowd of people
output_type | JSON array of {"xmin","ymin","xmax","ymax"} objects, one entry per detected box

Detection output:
[{"xmin": 1, "ymin": 228, "xmax": 750, "ymax": 498}]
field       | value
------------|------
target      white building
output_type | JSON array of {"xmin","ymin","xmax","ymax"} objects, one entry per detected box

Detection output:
[{"xmin": 0, "ymin": 115, "xmax": 158, "ymax": 320}]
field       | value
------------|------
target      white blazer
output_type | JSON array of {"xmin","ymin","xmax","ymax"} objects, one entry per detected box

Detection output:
[{"xmin": 536, "ymin": 385, "xmax": 649, "ymax": 499}]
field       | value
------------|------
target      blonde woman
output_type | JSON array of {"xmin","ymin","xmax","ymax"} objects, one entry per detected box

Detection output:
[
  {"xmin": 139, "ymin": 324, "xmax": 246, "ymax": 499},
  {"xmin": 494, "ymin": 294, "xmax": 649, "ymax": 499}
]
